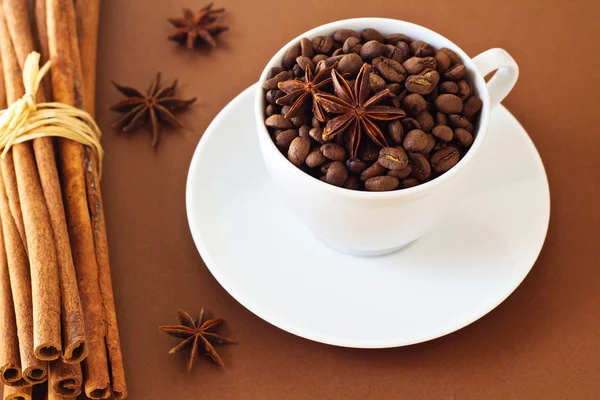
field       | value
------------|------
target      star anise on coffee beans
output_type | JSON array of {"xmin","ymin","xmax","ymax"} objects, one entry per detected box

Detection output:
[
  {"xmin": 276, "ymin": 63, "xmax": 338, "ymax": 122},
  {"xmin": 315, "ymin": 63, "xmax": 406, "ymax": 158},
  {"xmin": 159, "ymin": 309, "xmax": 236, "ymax": 372},
  {"xmin": 168, "ymin": 4, "xmax": 228, "ymax": 48},
  {"xmin": 109, "ymin": 73, "xmax": 196, "ymax": 147}
]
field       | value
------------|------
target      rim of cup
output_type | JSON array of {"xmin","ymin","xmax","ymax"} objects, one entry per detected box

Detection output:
[{"xmin": 255, "ymin": 17, "xmax": 490, "ymax": 199}]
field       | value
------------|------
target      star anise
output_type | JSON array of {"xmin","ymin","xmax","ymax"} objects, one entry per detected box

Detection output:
[
  {"xmin": 315, "ymin": 63, "xmax": 406, "ymax": 158},
  {"xmin": 168, "ymin": 4, "xmax": 228, "ymax": 48},
  {"xmin": 109, "ymin": 73, "xmax": 196, "ymax": 147},
  {"xmin": 159, "ymin": 309, "xmax": 236, "ymax": 372},
  {"xmin": 276, "ymin": 63, "xmax": 338, "ymax": 122}
]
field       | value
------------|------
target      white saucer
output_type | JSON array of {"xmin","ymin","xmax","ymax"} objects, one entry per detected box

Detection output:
[{"xmin": 186, "ymin": 84, "xmax": 550, "ymax": 348}]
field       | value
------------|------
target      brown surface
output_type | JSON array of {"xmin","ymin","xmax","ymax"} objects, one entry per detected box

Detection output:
[{"xmin": 16, "ymin": 0, "xmax": 599, "ymax": 398}]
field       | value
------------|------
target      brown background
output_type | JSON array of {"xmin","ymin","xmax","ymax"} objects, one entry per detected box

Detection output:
[{"xmin": 46, "ymin": 0, "xmax": 600, "ymax": 398}]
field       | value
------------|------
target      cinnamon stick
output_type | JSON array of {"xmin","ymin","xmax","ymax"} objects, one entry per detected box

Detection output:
[
  {"xmin": 0, "ymin": 50, "xmax": 25, "ymax": 252},
  {"xmin": 76, "ymin": 1, "xmax": 127, "ymax": 398},
  {"xmin": 19, "ymin": 0, "xmax": 90, "ymax": 364},
  {"xmin": 0, "ymin": 2, "xmax": 62, "ymax": 362},
  {"xmin": 33, "ymin": 0, "xmax": 52, "ymax": 98},
  {"xmin": 48, "ymin": 359, "xmax": 82, "ymax": 398},
  {"xmin": 0, "ymin": 154, "xmax": 26, "ymax": 253},
  {"xmin": 0, "ymin": 173, "xmax": 47, "ymax": 385},
  {"xmin": 47, "ymin": 0, "xmax": 110, "ymax": 397},
  {"xmin": 0, "ymin": 199, "xmax": 22, "ymax": 386},
  {"xmin": 2, "ymin": 385, "xmax": 32, "ymax": 400}
]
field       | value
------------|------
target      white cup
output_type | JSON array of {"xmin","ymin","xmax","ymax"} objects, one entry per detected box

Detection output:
[{"xmin": 255, "ymin": 18, "xmax": 519, "ymax": 256}]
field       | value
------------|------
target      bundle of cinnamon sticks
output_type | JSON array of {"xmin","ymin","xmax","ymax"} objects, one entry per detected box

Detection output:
[{"xmin": 0, "ymin": 0, "xmax": 127, "ymax": 399}]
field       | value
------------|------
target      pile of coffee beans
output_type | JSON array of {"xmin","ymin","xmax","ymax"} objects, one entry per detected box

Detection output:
[{"xmin": 263, "ymin": 28, "xmax": 483, "ymax": 191}]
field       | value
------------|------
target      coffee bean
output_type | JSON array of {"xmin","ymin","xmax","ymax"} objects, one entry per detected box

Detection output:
[
  {"xmin": 405, "ymin": 73, "xmax": 437, "ymax": 95},
  {"xmin": 300, "ymin": 37, "xmax": 314, "ymax": 58},
  {"xmin": 344, "ymin": 175, "xmax": 361, "ymax": 190},
  {"xmin": 403, "ymin": 129, "xmax": 429, "ymax": 152},
  {"xmin": 387, "ymin": 164, "xmax": 412, "ymax": 179},
  {"xmin": 402, "ymin": 178, "xmax": 420, "ymax": 188},
  {"xmin": 343, "ymin": 37, "xmax": 362, "ymax": 54},
  {"xmin": 283, "ymin": 43, "xmax": 301, "ymax": 69},
  {"xmin": 267, "ymin": 67, "xmax": 283, "ymax": 79},
  {"xmin": 365, "ymin": 176, "xmax": 399, "ymax": 191},
  {"xmin": 265, "ymin": 114, "xmax": 294, "ymax": 129},
  {"xmin": 424, "ymin": 134, "xmax": 436, "ymax": 154},
  {"xmin": 434, "ymin": 51, "xmax": 451, "ymax": 72},
  {"xmin": 264, "ymin": 71, "xmax": 292, "ymax": 90},
  {"xmin": 409, "ymin": 152, "xmax": 431, "ymax": 181},
  {"xmin": 439, "ymin": 81, "xmax": 459, "ymax": 94},
  {"xmin": 360, "ymin": 40, "xmax": 387, "ymax": 60},
  {"xmin": 410, "ymin": 40, "xmax": 435, "ymax": 56},
  {"xmin": 435, "ymin": 112, "xmax": 448, "ymax": 126},
  {"xmin": 432, "ymin": 124, "xmax": 453, "ymax": 142},
  {"xmin": 293, "ymin": 64, "xmax": 303, "ymax": 78},
  {"xmin": 312, "ymin": 54, "xmax": 328, "ymax": 64},
  {"xmin": 333, "ymin": 29, "xmax": 360, "ymax": 43},
  {"xmin": 346, "ymin": 158, "xmax": 369, "ymax": 174},
  {"xmin": 454, "ymin": 128, "xmax": 473, "ymax": 148},
  {"xmin": 265, "ymin": 104, "xmax": 278, "ymax": 117},
  {"xmin": 417, "ymin": 111, "xmax": 435, "ymax": 132},
  {"xmin": 457, "ymin": 79, "xmax": 471, "ymax": 101},
  {"xmin": 288, "ymin": 136, "xmax": 311, "ymax": 166},
  {"xmin": 373, "ymin": 57, "xmax": 406, "ymax": 83},
  {"xmin": 295, "ymin": 56, "xmax": 314, "ymax": 72},
  {"xmin": 338, "ymin": 53, "xmax": 364, "ymax": 77},
  {"xmin": 448, "ymin": 114, "xmax": 469, "ymax": 129},
  {"xmin": 385, "ymin": 44, "xmax": 406, "ymax": 63},
  {"xmin": 386, "ymin": 83, "xmax": 402, "ymax": 95},
  {"xmin": 403, "ymin": 93, "xmax": 426, "ymax": 117},
  {"xmin": 386, "ymin": 33, "xmax": 412, "ymax": 44},
  {"xmin": 444, "ymin": 64, "xmax": 467, "ymax": 80},
  {"xmin": 275, "ymin": 129, "xmax": 299, "ymax": 150},
  {"xmin": 403, "ymin": 57, "xmax": 426, "ymax": 75},
  {"xmin": 423, "ymin": 57, "xmax": 438, "ymax": 71},
  {"xmin": 360, "ymin": 161, "xmax": 386, "ymax": 181},
  {"xmin": 325, "ymin": 161, "xmax": 348, "ymax": 187},
  {"xmin": 388, "ymin": 119, "xmax": 404, "ymax": 144},
  {"xmin": 462, "ymin": 96, "xmax": 483, "ymax": 117},
  {"xmin": 291, "ymin": 113, "xmax": 311, "ymax": 127},
  {"xmin": 333, "ymin": 48, "xmax": 345, "ymax": 57},
  {"xmin": 431, "ymin": 146, "xmax": 460, "ymax": 173},
  {"xmin": 298, "ymin": 125, "xmax": 311, "ymax": 137},
  {"xmin": 266, "ymin": 89, "xmax": 285, "ymax": 104},
  {"xmin": 321, "ymin": 143, "xmax": 347, "ymax": 161},
  {"xmin": 309, "ymin": 127, "xmax": 325, "ymax": 143},
  {"xmin": 435, "ymin": 94, "xmax": 463, "ymax": 114},
  {"xmin": 311, "ymin": 116, "xmax": 322, "ymax": 129},
  {"xmin": 361, "ymin": 28, "xmax": 385, "ymax": 43},
  {"xmin": 439, "ymin": 47, "xmax": 462, "ymax": 65},
  {"xmin": 306, "ymin": 147, "xmax": 327, "ymax": 168},
  {"xmin": 369, "ymin": 73, "xmax": 386, "ymax": 93},
  {"xmin": 312, "ymin": 36, "xmax": 334, "ymax": 54},
  {"xmin": 466, "ymin": 122, "xmax": 474, "ymax": 133},
  {"xmin": 378, "ymin": 147, "xmax": 409, "ymax": 170},
  {"xmin": 401, "ymin": 118, "xmax": 421, "ymax": 132},
  {"xmin": 396, "ymin": 42, "xmax": 411, "ymax": 62}
]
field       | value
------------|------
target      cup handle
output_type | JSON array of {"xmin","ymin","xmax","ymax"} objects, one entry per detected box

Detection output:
[{"xmin": 471, "ymin": 48, "xmax": 519, "ymax": 109}]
